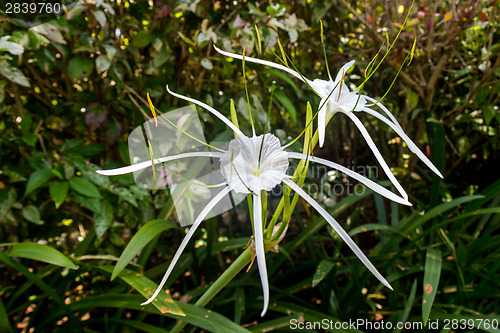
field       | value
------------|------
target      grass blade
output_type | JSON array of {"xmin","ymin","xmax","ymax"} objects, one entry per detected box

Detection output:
[
  {"xmin": 422, "ymin": 247, "xmax": 442, "ymax": 325},
  {"xmin": 0, "ymin": 297, "xmax": 13, "ymax": 333},
  {"xmin": 312, "ymin": 260, "xmax": 335, "ymax": 287},
  {"xmin": 7, "ymin": 242, "xmax": 77, "ymax": 270},
  {"xmin": 100, "ymin": 266, "xmax": 183, "ymax": 315},
  {"xmin": 111, "ymin": 219, "xmax": 179, "ymax": 280}
]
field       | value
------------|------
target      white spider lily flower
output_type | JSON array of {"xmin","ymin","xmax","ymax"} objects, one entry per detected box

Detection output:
[
  {"xmin": 97, "ymin": 87, "xmax": 411, "ymax": 316},
  {"xmin": 214, "ymin": 46, "xmax": 443, "ymax": 202}
]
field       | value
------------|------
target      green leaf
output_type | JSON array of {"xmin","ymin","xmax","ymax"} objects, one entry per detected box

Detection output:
[
  {"xmin": 422, "ymin": 247, "xmax": 441, "ymax": 325},
  {"xmin": 68, "ymin": 58, "xmax": 94, "ymax": 80},
  {"xmin": 49, "ymin": 181, "xmax": 69, "ymax": 209},
  {"xmin": 400, "ymin": 195, "xmax": 482, "ymax": 234},
  {"xmin": 132, "ymin": 31, "xmax": 151, "ymax": 48},
  {"xmin": 406, "ymin": 89, "xmax": 419, "ymax": 111},
  {"xmin": 0, "ymin": 38, "xmax": 24, "ymax": 55},
  {"xmin": 274, "ymin": 90, "xmax": 297, "ymax": 124},
  {"xmin": 112, "ymin": 219, "xmax": 179, "ymax": 280},
  {"xmin": 0, "ymin": 251, "xmax": 69, "ymax": 312},
  {"xmin": 176, "ymin": 32, "xmax": 194, "ymax": 47},
  {"xmin": 0, "ymin": 61, "xmax": 30, "ymax": 87},
  {"xmin": 100, "ymin": 267, "xmax": 250, "ymax": 332},
  {"xmin": 21, "ymin": 205, "xmax": 42, "ymax": 224},
  {"xmin": 483, "ymin": 106, "xmax": 497, "ymax": 125},
  {"xmin": 106, "ymin": 318, "xmax": 170, "ymax": 333},
  {"xmin": 70, "ymin": 160, "xmax": 110, "ymax": 187},
  {"xmin": 21, "ymin": 134, "xmax": 38, "ymax": 146},
  {"xmin": 0, "ymin": 188, "xmax": 17, "ymax": 218},
  {"xmin": 233, "ymin": 287, "xmax": 245, "ymax": 325},
  {"xmin": 0, "ymin": 297, "xmax": 13, "ymax": 333},
  {"xmin": 312, "ymin": 260, "xmax": 335, "ymax": 287},
  {"xmin": 395, "ymin": 279, "xmax": 417, "ymax": 333},
  {"xmin": 94, "ymin": 200, "xmax": 113, "ymax": 238},
  {"xmin": 69, "ymin": 177, "xmax": 101, "ymax": 198},
  {"xmin": 110, "ymin": 187, "xmax": 137, "ymax": 207},
  {"xmin": 348, "ymin": 223, "xmax": 400, "ymax": 236},
  {"xmin": 263, "ymin": 69, "xmax": 299, "ymax": 92},
  {"xmin": 101, "ymin": 266, "xmax": 183, "ymax": 315},
  {"xmin": 250, "ymin": 315, "xmax": 300, "ymax": 332},
  {"xmin": 96, "ymin": 54, "xmax": 111, "ymax": 73},
  {"xmin": 74, "ymin": 194, "xmax": 101, "ymax": 213},
  {"xmin": 25, "ymin": 169, "xmax": 54, "ymax": 195},
  {"xmin": 49, "ymin": 293, "xmax": 251, "ymax": 333},
  {"xmin": 7, "ymin": 242, "xmax": 77, "ymax": 269},
  {"xmin": 93, "ymin": 10, "xmax": 107, "ymax": 27}
]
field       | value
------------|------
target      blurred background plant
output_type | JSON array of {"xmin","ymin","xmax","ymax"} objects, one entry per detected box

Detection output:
[{"xmin": 0, "ymin": 0, "xmax": 499, "ymax": 332}]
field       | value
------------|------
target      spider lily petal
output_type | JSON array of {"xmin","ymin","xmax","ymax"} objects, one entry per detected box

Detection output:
[
  {"xmin": 141, "ymin": 186, "xmax": 231, "ymax": 306},
  {"xmin": 335, "ymin": 60, "xmax": 355, "ymax": 82},
  {"xmin": 287, "ymin": 152, "xmax": 411, "ymax": 206},
  {"xmin": 213, "ymin": 45, "xmax": 311, "ymax": 86},
  {"xmin": 214, "ymin": 47, "xmax": 439, "ymax": 182},
  {"xmin": 362, "ymin": 97, "xmax": 443, "ymax": 178},
  {"xmin": 166, "ymin": 85, "xmax": 245, "ymax": 137},
  {"xmin": 318, "ymin": 98, "xmax": 327, "ymax": 148},
  {"xmin": 95, "ymin": 152, "xmax": 223, "ymax": 176},
  {"xmin": 364, "ymin": 96, "xmax": 404, "ymax": 131},
  {"xmin": 362, "ymin": 107, "xmax": 443, "ymax": 178},
  {"xmin": 282, "ymin": 178, "xmax": 393, "ymax": 290},
  {"xmin": 346, "ymin": 112, "xmax": 409, "ymax": 201},
  {"xmin": 252, "ymin": 193, "xmax": 269, "ymax": 317}
]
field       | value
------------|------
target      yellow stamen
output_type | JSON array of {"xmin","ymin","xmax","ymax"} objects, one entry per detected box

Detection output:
[
  {"xmin": 278, "ymin": 39, "xmax": 288, "ymax": 67},
  {"xmin": 255, "ymin": 25, "xmax": 262, "ymax": 54},
  {"xmin": 320, "ymin": 20, "xmax": 324, "ymax": 43},
  {"xmin": 147, "ymin": 92, "xmax": 158, "ymax": 127},
  {"xmin": 147, "ymin": 139, "xmax": 156, "ymax": 180},
  {"xmin": 338, "ymin": 69, "xmax": 345, "ymax": 101},
  {"xmin": 230, "ymin": 99, "xmax": 239, "ymax": 138},
  {"xmin": 242, "ymin": 47, "xmax": 246, "ymax": 80},
  {"xmin": 408, "ymin": 37, "xmax": 417, "ymax": 66}
]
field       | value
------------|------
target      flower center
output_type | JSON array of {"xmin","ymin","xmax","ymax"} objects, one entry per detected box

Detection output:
[{"xmin": 219, "ymin": 134, "xmax": 289, "ymax": 194}]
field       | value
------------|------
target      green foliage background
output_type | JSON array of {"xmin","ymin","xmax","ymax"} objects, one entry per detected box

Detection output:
[{"xmin": 1, "ymin": 0, "xmax": 499, "ymax": 332}]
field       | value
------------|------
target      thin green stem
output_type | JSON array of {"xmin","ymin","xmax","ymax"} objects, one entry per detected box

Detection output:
[
  {"xmin": 242, "ymin": 49, "xmax": 256, "ymax": 135},
  {"xmin": 320, "ymin": 20, "xmax": 332, "ymax": 80},
  {"xmin": 371, "ymin": 52, "xmax": 411, "ymax": 105},
  {"xmin": 258, "ymin": 83, "xmax": 276, "ymax": 169},
  {"xmin": 257, "ymin": 28, "xmax": 317, "ymax": 94}
]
